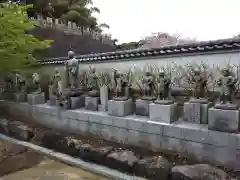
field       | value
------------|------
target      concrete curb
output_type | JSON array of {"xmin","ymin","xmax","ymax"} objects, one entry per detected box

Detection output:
[{"xmin": 0, "ymin": 133, "xmax": 147, "ymax": 180}]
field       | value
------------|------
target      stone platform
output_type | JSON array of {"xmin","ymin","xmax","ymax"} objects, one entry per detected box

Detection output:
[{"xmin": 1, "ymin": 100, "xmax": 240, "ymax": 171}]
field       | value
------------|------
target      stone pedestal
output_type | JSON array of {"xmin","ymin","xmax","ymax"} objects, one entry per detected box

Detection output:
[
  {"xmin": 13, "ymin": 93, "xmax": 26, "ymax": 102},
  {"xmin": 208, "ymin": 107, "xmax": 240, "ymax": 133},
  {"xmin": 135, "ymin": 99, "xmax": 152, "ymax": 116},
  {"xmin": 70, "ymin": 95, "xmax": 85, "ymax": 109},
  {"xmin": 3, "ymin": 91, "xmax": 13, "ymax": 101},
  {"xmin": 48, "ymin": 95, "xmax": 57, "ymax": 106},
  {"xmin": 149, "ymin": 102, "xmax": 178, "ymax": 123},
  {"xmin": 184, "ymin": 99, "xmax": 211, "ymax": 124},
  {"xmin": 100, "ymin": 85, "xmax": 108, "ymax": 110},
  {"xmin": 98, "ymin": 104, "xmax": 107, "ymax": 112},
  {"xmin": 85, "ymin": 96, "xmax": 100, "ymax": 111},
  {"xmin": 27, "ymin": 93, "xmax": 45, "ymax": 105},
  {"xmin": 108, "ymin": 99, "xmax": 132, "ymax": 117}
]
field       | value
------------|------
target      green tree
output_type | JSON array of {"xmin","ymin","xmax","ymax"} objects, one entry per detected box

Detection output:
[
  {"xmin": 0, "ymin": 2, "xmax": 52, "ymax": 72},
  {"xmin": 32, "ymin": 0, "xmax": 109, "ymax": 33}
]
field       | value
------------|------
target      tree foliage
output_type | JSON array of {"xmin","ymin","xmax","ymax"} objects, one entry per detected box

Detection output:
[
  {"xmin": 0, "ymin": 2, "xmax": 52, "ymax": 72},
  {"xmin": 28, "ymin": 0, "xmax": 109, "ymax": 33}
]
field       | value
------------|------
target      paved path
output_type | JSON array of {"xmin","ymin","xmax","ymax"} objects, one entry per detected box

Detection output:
[
  {"xmin": 0, "ymin": 140, "xmax": 109, "ymax": 180},
  {"xmin": 1, "ymin": 158, "xmax": 109, "ymax": 180}
]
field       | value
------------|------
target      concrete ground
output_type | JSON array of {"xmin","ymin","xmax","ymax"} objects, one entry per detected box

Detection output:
[{"xmin": 0, "ymin": 140, "xmax": 110, "ymax": 180}]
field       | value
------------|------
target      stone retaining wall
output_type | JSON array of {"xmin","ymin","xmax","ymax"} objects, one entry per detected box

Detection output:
[{"xmin": 1, "ymin": 100, "xmax": 240, "ymax": 171}]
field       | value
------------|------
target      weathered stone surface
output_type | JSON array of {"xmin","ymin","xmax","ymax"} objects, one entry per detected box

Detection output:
[
  {"xmin": 184, "ymin": 101, "xmax": 211, "ymax": 124},
  {"xmin": 171, "ymin": 164, "xmax": 231, "ymax": 180},
  {"xmin": 208, "ymin": 107, "xmax": 239, "ymax": 133},
  {"xmin": 85, "ymin": 96, "xmax": 100, "ymax": 111},
  {"xmin": 184, "ymin": 102, "xmax": 201, "ymax": 124},
  {"xmin": 41, "ymin": 131, "xmax": 65, "ymax": 149},
  {"xmin": 106, "ymin": 150, "xmax": 139, "ymax": 173},
  {"xmin": 8, "ymin": 121, "xmax": 34, "ymax": 141},
  {"xmin": 3, "ymin": 91, "xmax": 14, "ymax": 101},
  {"xmin": 27, "ymin": 93, "xmax": 45, "ymax": 105},
  {"xmin": 98, "ymin": 104, "xmax": 107, "ymax": 112},
  {"xmin": 13, "ymin": 93, "xmax": 27, "ymax": 102},
  {"xmin": 0, "ymin": 118, "xmax": 9, "ymax": 135},
  {"xmin": 149, "ymin": 103, "xmax": 178, "ymax": 123},
  {"xmin": 108, "ymin": 99, "xmax": 133, "ymax": 117},
  {"xmin": 88, "ymin": 146, "xmax": 114, "ymax": 164},
  {"xmin": 100, "ymin": 85, "xmax": 108, "ymax": 110},
  {"xmin": 134, "ymin": 156, "xmax": 172, "ymax": 180},
  {"xmin": 70, "ymin": 96, "xmax": 84, "ymax": 109},
  {"xmin": 79, "ymin": 143, "xmax": 94, "ymax": 160},
  {"xmin": 135, "ymin": 99, "xmax": 152, "ymax": 116},
  {"xmin": 57, "ymin": 137, "xmax": 82, "ymax": 156},
  {"xmin": 48, "ymin": 95, "xmax": 57, "ymax": 106}
]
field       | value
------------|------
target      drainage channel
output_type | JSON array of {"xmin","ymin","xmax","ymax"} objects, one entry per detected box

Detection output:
[{"xmin": 0, "ymin": 133, "xmax": 147, "ymax": 180}]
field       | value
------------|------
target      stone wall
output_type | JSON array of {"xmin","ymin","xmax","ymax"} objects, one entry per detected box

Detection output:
[{"xmin": 1, "ymin": 100, "xmax": 240, "ymax": 171}]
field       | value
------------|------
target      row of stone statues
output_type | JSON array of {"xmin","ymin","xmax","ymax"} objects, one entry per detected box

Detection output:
[{"xmin": 51, "ymin": 51, "xmax": 238, "ymax": 107}]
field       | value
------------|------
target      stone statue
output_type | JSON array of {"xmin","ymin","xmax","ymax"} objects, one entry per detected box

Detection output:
[
  {"xmin": 66, "ymin": 51, "xmax": 79, "ymax": 89},
  {"xmin": 50, "ymin": 68, "xmax": 63, "ymax": 97},
  {"xmin": 15, "ymin": 73, "xmax": 26, "ymax": 93},
  {"xmin": 113, "ymin": 70, "xmax": 129, "ymax": 101},
  {"xmin": 216, "ymin": 68, "xmax": 237, "ymax": 105},
  {"xmin": 142, "ymin": 71, "xmax": 155, "ymax": 100},
  {"xmin": 155, "ymin": 71, "xmax": 173, "ymax": 104},
  {"xmin": 32, "ymin": 73, "xmax": 41, "ymax": 94},
  {"xmin": 191, "ymin": 69, "xmax": 207, "ymax": 99},
  {"xmin": 87, "ymin": 67, "xmax": 99, "ymax": 97}
]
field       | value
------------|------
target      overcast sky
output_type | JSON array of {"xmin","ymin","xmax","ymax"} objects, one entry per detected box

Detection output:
[{"xmin": 92, "ymin": 0, "xmax": 240, "ymax": 43}]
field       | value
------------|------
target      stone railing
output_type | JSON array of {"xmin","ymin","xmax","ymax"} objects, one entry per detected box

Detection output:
[{"xmin": 35, "ymin": 15, "xmax": 114, "ymax": 46}]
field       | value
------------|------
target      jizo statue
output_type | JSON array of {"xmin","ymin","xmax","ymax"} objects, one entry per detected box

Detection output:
[
  {"xmin": 50, "ymin": 68, "xmax": 63, "ymax": 97},
  {"xmin": 66, "ymin": 51, "xmax": 79, "ymax": 89},
  {"xmin": 87, "ymin": 67, "xmax": 99, "ymax": 97},
  {"xmin": 217, "ymin": 68, "xmax": 237, "ymax": 104},
  {"xmin": 142, "ymin": 71, "xmax": 155, "ymax": 99},
  {"xmin": 32, "ymin": 73, "xmax": 41, "ymax": 94},
  {"xmin": 15, "ymin": 73, "xmax": 26, "ymax": 93},
  {"xmin": 157, "ymin": 71, "xmax": 171, "ymax": 100},
  {"xmin": 113, "ymin": 70, "xmax": 128, "ymax": 100},
  {"xmin": 192, "ymin": 69, "xmax": 207, "ymax": 99}
]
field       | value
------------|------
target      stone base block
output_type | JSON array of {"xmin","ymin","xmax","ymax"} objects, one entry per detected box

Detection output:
[
  {"xmin": 70, "ymin": 95, "xmax": 85, "ymax": 109},
  {"xmin": 108, "ymin": 99, "xmax": 132, "ymax": 117},
  {"xmin": 85, "ymin": 96, "xmax": 100, "ymax": 111},
  {"xmin": 98, "ymin": 104, "xmax": 107, "ymax": 112},
  {"xmin": 149, "ymin": 103, "xmax": 178, "ymax": 123},
  {"xmin": 13, "ymin": 93, "xmax": 26, "ymax": 102},
  {"xmin": 48, "ymin": 95, "xmax": 57, "ymax": 106},
  {"xmin": 135, "ymin": 99, "xmax": 152, "ymax": 116},
  {"xmin": 3, "ymin": 91, "xmax": 13, "ymax": 101},
  {"xmin": 208, "ymin": 107, "xmax": 239, "ymax": 133},
  {"xmin": 27, "ymin": 93, "xmax": 45, "ymax": 105},
  {"xmin": 184, "ymin": 101, "xmax": 211, "ymax": 124}
]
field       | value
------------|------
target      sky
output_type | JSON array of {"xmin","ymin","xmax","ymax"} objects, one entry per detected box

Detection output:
[{"xmin": 92, "ymin": 0, "xmax": 240, "ymax": 44}]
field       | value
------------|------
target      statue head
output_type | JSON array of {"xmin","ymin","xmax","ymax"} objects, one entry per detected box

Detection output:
[
  {"xmin": 90, "ymin": 67, "xmax": 96, "ymax": 73},
  {"xmin": 68, "ymin": 51, "xmax": 75, "ymax": 58},
  {"xmin": 221, "ymin": 68, "xmax": 230, "ymax": 77},
  {"xmin": 194, "ymin": 68, "xmax": 201, "ymax": 76},
  {"xmin": 54, "ymin": 68, "xmax": 59, "ymax": 74}
]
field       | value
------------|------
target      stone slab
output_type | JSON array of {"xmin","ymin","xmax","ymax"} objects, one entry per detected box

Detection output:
[
  {"xmin": 149, "ymin": 103, "xmax": 178, "ymax": 123},
  {"xmin": 184, "ymin": 102, "xmax": 211, "ymax": 124},
  {"xmin": 3, "ymin": 91, "xmax": 13, "ymax": 101},
  {"xmin": 98, "ymin": 104, "xmax": 108, "ymax": 112},
  {"xmin": 208, "ymin": 107, "xmax": 240, "ymax": 133},
  {"xmin": 13, "ymin": 93, "xmax": 26, "ymax": 102},
  {"xmin": 85, "ymin": 96, "xmax": 100, "ymax": 111},
  {"xmin": 135, "ymin": 99, "xmax": 152, "ymax": 116},
  {"xmin": 108, "ymin": 99, "xmax": 133, "ymax": 117},
  {"xmin": 70, "ymin": 95, "xmax": 85, "ymax": 109},
  {"xmin": 48, "ymin": 95, "xmax": 57, "ymax": 106},
  {"xmin": 27, "ymin": 93, "xmax": 45, "ymax": 105}
]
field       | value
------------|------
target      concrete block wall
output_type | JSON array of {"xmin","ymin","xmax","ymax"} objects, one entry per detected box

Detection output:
[{"xmin": 1, "ymin": 100, "xmax": 240, "ymax": 171}]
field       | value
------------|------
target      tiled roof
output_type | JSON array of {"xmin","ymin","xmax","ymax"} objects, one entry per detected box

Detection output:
[{"xmin": 41, "ymin": 38, "xmax": 240, "ymax": 65}]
